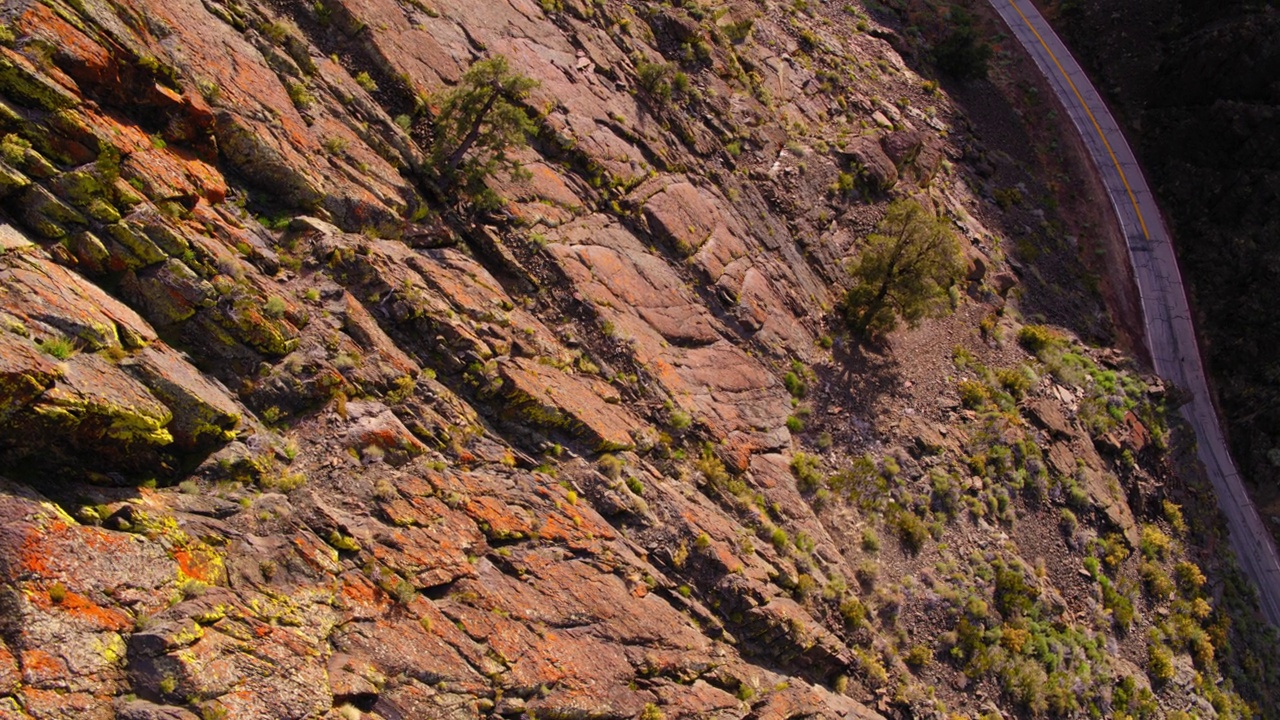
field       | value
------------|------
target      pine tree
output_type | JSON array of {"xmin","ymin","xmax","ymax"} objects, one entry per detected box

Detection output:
[
  {"xmin": 843, "ymin": 199, "xmax": 964, "ymax": 338},
  {"xmin": 430, "ymin": 55, "xmax": 539, "ymax": 188}
]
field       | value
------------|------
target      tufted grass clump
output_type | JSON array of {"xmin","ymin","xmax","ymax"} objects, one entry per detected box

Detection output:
[{"xmin": 40, "ymin": 336, "xmax": 77, "ymax": 360}]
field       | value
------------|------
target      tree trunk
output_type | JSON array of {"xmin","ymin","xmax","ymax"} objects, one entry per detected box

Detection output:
[
  {"xmin": 445, "ymin": 89, "xmax": 500, "ymax": 172},
  {"xmin": 853, "ymin": 278, "xmax": 893, "ymax": 336}
]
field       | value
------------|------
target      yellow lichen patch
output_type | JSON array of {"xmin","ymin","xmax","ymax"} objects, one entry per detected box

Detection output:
[
  {"xmin": 94, "ymin": 632, "xmax": 126, "ymax": 666},
  {"xmin": 172, "ymin": 543, "xmax": 226, "ymax": 586}
]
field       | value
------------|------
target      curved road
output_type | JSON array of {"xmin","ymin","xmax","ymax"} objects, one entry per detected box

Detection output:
[{"xmin": 988, "ymin": 0, "xmax": 1280, "ymax": 626}]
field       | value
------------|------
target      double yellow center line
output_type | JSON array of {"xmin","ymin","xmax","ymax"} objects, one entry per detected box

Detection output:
[{"xmin": 1004, "ymin": 0, "xmax": 1151, "ymax": 240}]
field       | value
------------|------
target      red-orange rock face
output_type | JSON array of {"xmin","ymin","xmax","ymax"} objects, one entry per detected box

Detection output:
[{"xmin": 0, "ymin": 0, "xmax": 1270, "ymax": 717}]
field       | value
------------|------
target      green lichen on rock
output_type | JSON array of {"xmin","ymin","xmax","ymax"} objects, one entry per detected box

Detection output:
[
  {"xmin": 31, "ymin": 399, "xmax": 173, "ymax": 446},
  {"xmin": 0, "ymin": 131, "xmax": 57, "ymax": 178},
  {"xmin": 21, "ymin": 185, "xmax": 87, "ymax": 240},
  {"xmin": 106, "ymin": 221, "xmax": 167, "ymax": 267},
  {"xmin": 139, "ymin": 219, "xmax": 195, "ymax": 261},
  {"xmin": 125, "ymin": 259, "xmax": 212, "ymax": 325},
  {"xmin": 12, "ymin": 354, "xmax": 177, "ymax": 473},
  {"xmin": 215, "ymin": 115, "xmax": 324, "ymax": 211},
  {"xmin": 51, "ymin": 168, "xmax": 121, "ymax": 222},
  {"xmin": 220, "ymin": 295, "xmax": 300, "ymax": 357},
  {"xmin": 66, "ymin": 231, "xmax": 112, "ymax": 273},
  {"xmin": 0, "ymin": 158, "xmax": 30, "ymax": 198},
  {"xmin": 0, "ymin": 368, "xmax": 59, "ymax": 423},
  {"xmin": 0, "ymin": 48, "xmax": 81, "ymax": 111},
  {"xmin": 125, "ymin": 347, "xmax": 242, "ymax": 451}
]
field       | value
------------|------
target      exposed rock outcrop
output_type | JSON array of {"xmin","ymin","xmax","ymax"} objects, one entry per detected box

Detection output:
[{"xmin": 0, "ymin": 0, "xmax": 1276, "ymax": 718}]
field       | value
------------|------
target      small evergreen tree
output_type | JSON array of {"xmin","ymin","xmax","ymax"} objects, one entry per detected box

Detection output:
[
  {"xmin": 933, "ymin": 7, "xmax": 992, "ymax": 80},
  {"xmin": 843, "ymin": 199, "xmax": 964, "ymax": 338},
  {"xmin": 430, "ymin": 55, "xmax": 539, "ymax": 189}
]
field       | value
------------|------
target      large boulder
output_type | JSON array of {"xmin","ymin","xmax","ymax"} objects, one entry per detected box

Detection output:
[{"xmin": 838, "ymin": 136, "xmax": 898, "ymax": 193}]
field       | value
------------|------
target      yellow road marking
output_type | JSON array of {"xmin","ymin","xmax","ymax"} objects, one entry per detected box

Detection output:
[{"xmin": 1005, "ymin": 0, "xmax": 1151, "ymax": 239}]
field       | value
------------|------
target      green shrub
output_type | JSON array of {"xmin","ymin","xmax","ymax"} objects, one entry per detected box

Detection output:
[
  {"xmin": 1100, "ymin": 576, "xmax": 1135, "ymax": 631},
  {"xmin": 790, "ymin": 452, "xmax": 824, "ymax": 491},
  {"xmin": 354, "ymin": 71, "xmax": 379, "ymax": 93},
  {"xmin": 930, "ymin": 470, "xmax": 961, "ymax": 517},
  {"xmin": 40, "ymin": 336, "xmax": 76, "ymax": 360},
  {"xmin": 723, "ymin": 18, "xmax": 754, "ymax": 43},
  {"xmin": 854, "ymin": 647, "xmax": 889, "ymax": 689},
  {"xmin": 958, "ymin": 379, "xmax": 988, "ymax": 409},
  {"xmin": 843, "ymin": 199, "xmax": 963, "ymax": 338},
  {"xmin": 1059, "ymin": 508, "xmax": 1078, "ymax": 536},
  {"xmin": 1000, "ymin": 655, "xmax": 1049, "ymax": 714},
  {"xmin": 1140, "ymin": 561, "xmax": 1175, "ymax": 599},
  {"xmin": 996, "ymin": 366, "xmax": 1034, "ymax": 398},
  {"xmin": 904, "ymin": 644, "xmax": 933, "ymax": 668},
  {"xmin": 993, "ymin": 562, "xmax": 1038, "ymax": 618},
  {"xmin": 1064, "ymin": 480, "xmax": 1090, "ymax": 510},
  {"xmin": 933, "ymin": 6, "xmax": 992, "ymax": 79},
  {"xmin": 855, "ymin": 560, "xmax": 878, "ymax": 586},
  {"xmin": 1017, "ymin": 324, "xmax": 1063, "ymax": 355},
  {"xmin": 429, "ymin": 55, "xmax": 538, "ymax": 189},
  {"xmin": 1162, "ymin": 500, "xmax": 1187, "ymax": 534},
  {"xmin": 783, "ymin": 370, "xmax": 806, "ymax": 398},
  {"xmin": 1147, "ymin": 640, "xmax": 1175, "ymax": 683},
  {"xmin": 323, "ymin": 136, "xmax": 348, "ymax": 154},
  {"xmin": 264, "ymin": 295, "xmax": 287, "ymax": 318},
  {"xmin": 1098, "ymin": 533, "xmax": 1130, "ymax": 571},
  {"xmin": 636, "ymin": 61, "xmax": 675, "ymax": 100},
  {"xmin": 598, "ymin": 453, "xmax": 624, "ymax": 479},
  {"xmin": 286, "ymin": 80, "xmax": 314, "ymax": 109},
  {"xmin": 695, "ymin": 445, "xmax": 728, "ymax": 486},
  {"xmin": 839, "ymin": 595, "xmax": 867, "ymax": 628},
  {"xmin": 894, "ymin": 509, "xmax": 929, "ymax": 553},
  {"xmin": 1174, "ymin": 561, "xmax": 1206, "ymax": 595},
  {"xmin": 1139, "ymin": 525, "xmax": 1171, "ymax": 561},
  {"xmin": 328, "ymin": 531, "xmax": 361, "ymax": 552}
]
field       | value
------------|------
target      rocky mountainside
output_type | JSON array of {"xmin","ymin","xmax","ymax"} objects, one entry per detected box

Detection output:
[
  {"xmin": 1049, "ymin": 0, "xmax": 1280, "ymax": 543},
  {"xmin": 0, "ymin": 0, "xmax": 1278, "ymax": 718}
]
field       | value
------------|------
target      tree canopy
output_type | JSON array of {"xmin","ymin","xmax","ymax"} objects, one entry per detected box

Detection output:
[
  {"xmin": 430, "ymin": 55, "xmax": 539, "ymax": 189},
  {"xmin": 933, "ymin": 7, "xmax": 992, "ymax": 80},
  {"xmin": 843, "ymin": 199, "xmax": 964, "ymax": 338}
]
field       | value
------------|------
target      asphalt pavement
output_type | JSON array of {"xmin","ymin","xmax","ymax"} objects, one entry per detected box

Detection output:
[{"xmin": 988, "ymin": 0, "xmax": 1280, "ymax": 626}]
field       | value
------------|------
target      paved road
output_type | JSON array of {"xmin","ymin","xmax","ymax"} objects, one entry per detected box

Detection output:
[{"xmin": 988, "ymin": 0, "xmax": 1280, "ymax": 626}]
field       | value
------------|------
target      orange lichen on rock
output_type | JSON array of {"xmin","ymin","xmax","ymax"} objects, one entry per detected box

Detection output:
[
  {"xmin": 30, "ymin": 586, "xmax": 132, "ymax": 632},
  {"xmin": 18, "ymin": 648, "xmax": 67, "ymax": 686}
]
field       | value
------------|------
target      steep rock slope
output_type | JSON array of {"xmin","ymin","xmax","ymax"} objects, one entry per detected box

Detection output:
[{"xmin": 0, "ymin": 0, "xmax": 1278, "ymax": 718}]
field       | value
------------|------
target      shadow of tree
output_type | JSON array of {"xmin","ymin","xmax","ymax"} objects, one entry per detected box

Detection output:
[{"xmin": 804, "ymin": 336, "xmax": 904, "ymax": 452}]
